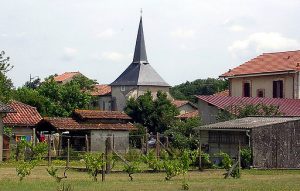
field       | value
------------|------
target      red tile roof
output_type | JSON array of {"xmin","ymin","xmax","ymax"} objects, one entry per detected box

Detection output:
[
  {"xmin": 89, "ymin": 84, "xmax": 111, "ymax": 96},
  {"xmin": 74, "ymin": 109, "xmax": 131, "ymax": 120},
  {"xmin": 213, "ymin": 89, "xmax": 229, "ymax": 96},
  {"xmin": 3, "ymin": 101, "xmax": 42, "ymax": 127},
  {"xmin": 176, "ymin": 111, "xmax": 199, "ymax": 119},
  {"xmin": 172, "ymin": 100, "xmax": 189, "ymax": 108},
  {"xmin": 53, "ymin": 72, "xmax": 82, "ymax": 83},
  {"xmin": 42, "ymin": 117, "xmax": 135, "ymax": 131},
  {"xmin": 221, "ymin": 50, "xmax": 300, "ymax": 78},
  {"xmin": 196, "ymin": 95, "xmax": 300, "ymax": 116}
]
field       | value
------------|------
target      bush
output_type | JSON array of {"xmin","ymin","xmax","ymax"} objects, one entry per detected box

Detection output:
[
  {"xmin": 240, "ymin": 148, "xmax": 252, "ymax": 169},
  {"xmin": 123, "ymin": 161, "xmax": 141, "ymax": 181},
  {"xmin": 16, "ymin": 160, "xmax": 37, "ymax": 181},
  {"xmin": 84, "ymin": 153, "xmax": 105, "ymax": 181},
  {"xmin": 219, "ymin": 152, "xmax": 233, "ymax": 170},
  {"xmin": 141, "ymin": 151, "xmax": 163, "ymax": 171},
  {"xmin": 125, "ymin": 149, "xmax": 141, "ymax": 162}
]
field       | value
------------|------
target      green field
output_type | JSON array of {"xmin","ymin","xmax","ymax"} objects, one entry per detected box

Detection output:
[{"xmin": 1, "ymin": 166, "xmax": 300, "ymax": 191}]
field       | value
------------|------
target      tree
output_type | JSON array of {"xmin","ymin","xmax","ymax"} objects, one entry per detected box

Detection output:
[
  {"xmin": 216, "ymin": 103, "xmax": 282, "ymax": 122},
  {"xmin": 24, "ymin": 77, "xmax": 41, "ymax": 89},
  {"xmin": 165, "ymin": 117, "xmax": 201, "ymax": 150},
  {"xmin": 13, "ymin": 76, "xmax": 93, "ymax": 117},
  {"xmin": 125, "ymin": 91, "xmax": 179, "ymax": 133},
  {"xmin": 0, "ymin": 51, "xmax": 14, "ymax": 103},
  {"xmin": 170, "ymin": 78, "xmax": 228, "ymax": 103}
]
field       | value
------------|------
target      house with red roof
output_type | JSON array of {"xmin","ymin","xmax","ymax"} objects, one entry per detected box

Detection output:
[
  {"xmin": 172, "ymin": 100, "xmax": 198, "ymax": 119},
  {"xmin": 53, "ymin": 71, "xmax": 83, "ymax": 84},
  {"xmin": 220, "ymin": 50, "xmax": 300, "ymax": 99},
  {"xmin": 37, "ymin": 109, "xmax": 135, "ymax": 153},
  {"xmin": 3, "ymin": 101, "xmax": 42, "ymax": 143},
  {"xmin": 89, "ymin": 84, "xmax": 112, "ymax": 111}
]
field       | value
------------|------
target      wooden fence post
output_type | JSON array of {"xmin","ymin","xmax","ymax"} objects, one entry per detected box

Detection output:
[
  {"xmin": 238, "ymin": 139, "xmax": 241, "ymax": 170},
  {"xmin": 156, "ymin": 133, "xmax": 160, "ymax": 158},
  {"xmin": 101, "ymin": 153, "xmax": 105, "ymax": 182},
  {"xmin": 105, "ymin": 137, "xmax": 112, "ymax": 174},
  {"xmin": 48, "ymin": 134, "xmax": 51, "ymax": 166},
  {"xmin": 198, "ymin": 130, "xmax": 203, "ymax": 171},
  {"xmin": 145, "ymin": 133, "xmax": 149, "ymax": 155},
  {"xmin": 32, "ymin": 128, "xmax": 36, "ymax": 147},
  {"xmin": 112, "ymin": 134, "xmax": 115, "ymax": 150},
  {"xmin": 67, "ymin": 139, "xmax": 70, "ymax": 168},
  {"xmin": 85, "ymin": 134, "xmax": 89, "ymax": 152},
  {"xmin": 165, "ymin": 136, "xmax": 169, "ymax": 148}
]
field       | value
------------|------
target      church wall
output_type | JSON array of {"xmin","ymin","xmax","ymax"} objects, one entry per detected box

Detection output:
[{"xmin": 111, "ymin": 85, "xmax": 170, "ymax": 111}]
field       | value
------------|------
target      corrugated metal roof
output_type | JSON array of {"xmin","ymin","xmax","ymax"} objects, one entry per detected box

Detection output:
[
  {"xmin": 196, "ymin": 117, "xmax": 300, "ymax": 130},
  {"xmin": 196, "ymin": 95, "xmax": 300, "ymax": 116}
]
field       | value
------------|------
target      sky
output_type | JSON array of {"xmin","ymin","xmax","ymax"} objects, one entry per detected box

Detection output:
[{"xmin": 1, "ymin": 0, "xmax": 300, "ymax": 87}]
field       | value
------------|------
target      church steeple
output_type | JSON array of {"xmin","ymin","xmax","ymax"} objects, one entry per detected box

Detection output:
[{"xmin": 132, "ymin": 16, "xmax": 148, "ymax": 64}]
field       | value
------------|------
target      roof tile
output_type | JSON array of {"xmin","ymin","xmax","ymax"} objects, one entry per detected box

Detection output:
[
  {"xmin": 74, "ymin": 109, "xmax": 131, "ymax": 120},
  {"xmin": 3, "ymin": 101, "xmax": 42, "ymax": 126},
  {"xmin": 221, "ymin": 50, "xmax": 300, "ymax": 77}
]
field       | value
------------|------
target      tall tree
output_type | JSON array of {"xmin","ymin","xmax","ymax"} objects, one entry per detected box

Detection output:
[
  {"xmin": 0, "ymin": 51, "xmax": 13, "ymax": 103},
  {"xmin": 170, "ymin": 78, "xmax": 228, "ymax": 102},
  {"xmin": 125, "ymin": 91, "xmax": 179, "ymax": 133}
]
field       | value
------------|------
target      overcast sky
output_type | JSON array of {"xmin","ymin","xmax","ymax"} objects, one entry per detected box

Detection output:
[{"xmin": 1, "ymin": 0, "xmax": 300, "ymax": 87}]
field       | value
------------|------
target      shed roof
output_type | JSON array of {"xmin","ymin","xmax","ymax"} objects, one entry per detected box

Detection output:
[
  {"xmin": 3, "ymin": 101, "xmax": 42, "ymax": 127},
  {"xmin": 41, "ymin": 117, "xmax": 135, "ymax": 131},
  {"xmin": 74, "ymin": 109, "xmax": 131, "ymax": 120},
  {"xmin": 196, "ymin": 117, "xmax": 300, "ymax": 130}
]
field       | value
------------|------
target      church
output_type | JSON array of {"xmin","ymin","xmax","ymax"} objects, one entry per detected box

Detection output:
[{"xmin": 110, "ymin": 16, "xmax": 171, "ymax": 111}]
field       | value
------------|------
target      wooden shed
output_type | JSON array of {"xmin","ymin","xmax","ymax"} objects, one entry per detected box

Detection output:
[{"xmin": 195, "ymin": 117, "xmax": 300, "ymax": 169}]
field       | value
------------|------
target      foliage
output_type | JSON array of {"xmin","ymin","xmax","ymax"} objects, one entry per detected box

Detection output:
[
  {"xmin": 123, "ymin": 161, "xmax": 141, "ymax": 181},
  {"xmin": 141, "ymin": 150, "xmax": 164, "ymax": 171},
  {"xmin": 217, "ymin": 103, "xmax": 282, "ymax": 122},
  {"xmin": 125, "ymin": 91, "xmax": 179, "ymax": 133},
  {"xmin": 3, "ymin": 126, "xmax": 12, "ymax": 137},
  {"xmin": 56, "ymin": 183, "xmax": 73, "ymax": 191},
  {"xmin": 125, "ymin": 149, "xmax": 142, "ymax": 162},
  {"xmin": 200, "ymin": 152, "xmax": 213, "ymax": 169},
  {"xmin": 15, "ymin": 141, "xmax": 48, "ymax": 161},
  {"xmin": 165, "ymin": 117, "xmax": 201, "ymax": 150},
  {"xmin": 219, "ymin": 152, "xmax": 233, "ymax": 170},
  {"xmin": 84, "ymin": 153, "xmax": 105, "ymax": 181},
  {"xmin": 14, "ymin": 76, "xmax": 93, "ymax": 117},
  {"xmin": 240, "ymin": 148, "xmax": 252, "ymax": 169},
  {"xmin": 170, "ymin": 78, "xmax": 228, "ymax": 103},
  {"xmin": 46, "ymin": 166, "xmax": 68, "ymax": 183},
  {"xmin": 163, "ymin": 159, "xmax": 182, "ymax": 180},
  {"xmin": 129, "ymin": 124, "xmax": 146, "ymax": 148},
  {"xmin": 24, "ymin": 77, "xmax": 41, "ymax": 89},
  {"xmin": 0, "ymin": 51, "xmax": 13, "ymax": 103},
  {"xmin": 16, "ymin": 160, "xmax": 37, "ymax": 181}
]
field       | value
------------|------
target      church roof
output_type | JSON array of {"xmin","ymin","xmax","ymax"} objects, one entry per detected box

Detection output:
[{"xmin": 111, "ymin": 16, "xmax": 170, "ymax": 87}]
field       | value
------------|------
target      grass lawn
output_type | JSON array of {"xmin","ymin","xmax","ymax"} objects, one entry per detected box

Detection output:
[{"xmin": 0, "ymin": 166, "xmax": 300, "ymax": 191}]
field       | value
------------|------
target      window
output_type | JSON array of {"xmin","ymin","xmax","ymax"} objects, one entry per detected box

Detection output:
[
  {"xmin": 121, "ymin": 86, "xmax": 126, "ymax": 92},
  {"xmin": 257, "ymin": 89, "xmax": 265, "ymax": 98},
  {"xmin": 273, "ymin": 80, "xmax": 283, "ymax": 98},
  {"xmin": 243, "ymin": 82, "xmax": 251, "ymax": 97}
]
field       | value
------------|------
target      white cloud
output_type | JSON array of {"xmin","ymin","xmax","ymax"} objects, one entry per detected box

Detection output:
[
  {"xmin": 101, "ymin": 51, "xmax": 127, "ymax": 62},
  {"xmin": 61, "ymin": 47, "xmax": 78, "ymax": 61},
  {"xmin": 171, "ymin": 29, "xmax": 196, "ymax": 38},
  {"xmin": 96, "ymin": 29, "xmax": 116, "ymax": 39},
  {"xmin": 228, "ymin": 32, "xmax": 300, "ymax": 58},
  {"xmin": 64, "ymin": 47, "xmax": 78, "ymax": 55},
  {"xmin": 228, "ymin": 25, "xmax": 245, "ymax": 32}
]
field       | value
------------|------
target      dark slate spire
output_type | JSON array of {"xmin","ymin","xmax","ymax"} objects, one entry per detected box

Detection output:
[{"xmin": 132, "ymin": 16, "xmax": 148, "ymax": 64}]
